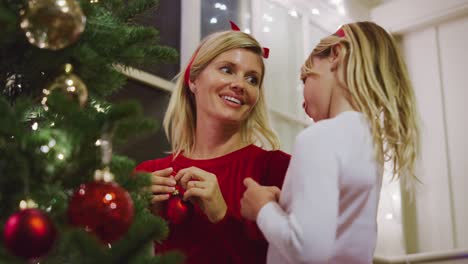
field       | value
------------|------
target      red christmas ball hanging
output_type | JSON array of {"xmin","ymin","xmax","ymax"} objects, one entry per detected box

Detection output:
[
  {"xmin": 165, "ymin": 185, "xmax": 193, "ymax": 225},
  {"xmin": 3, "ymin": 208, "xmax": 56, "ymax": 259},
  {"xmin": 67, "ymin": 181, "xmax": 134, "ymax": 243}
]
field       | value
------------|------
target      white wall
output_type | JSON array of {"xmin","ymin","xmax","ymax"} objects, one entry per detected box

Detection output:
[
  {"xmin": 372, "ymin": 0, "xmax": 468, "ymax": 256},
  {"xmin": 402, "ymin": 25, "xmax": 455, "ymax": 253},
  {"xmin": 437, "ymin": 16, "xmax": 468, "ymax": 248}
]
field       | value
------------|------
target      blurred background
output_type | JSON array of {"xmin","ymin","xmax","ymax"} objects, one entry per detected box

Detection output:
[{"xmin": 113, "ymin": 0, "xmax": 468, "ymax": 262}]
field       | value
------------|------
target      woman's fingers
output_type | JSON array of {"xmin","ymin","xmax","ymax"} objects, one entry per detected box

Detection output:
[
  {"xmin": 177, "ymin": 171, "xmax": 192, "ymax": 189},
  {"xmin": 151, "ymin": 194, "xmax": 170, "ymax": 203},
  {"xmin": 147, "ymin": 168, "xmax": 177, "ymax": 204},
  {"xmin": 152, "ymin": 175, "xmax": 176, "ymax": 187},
  {"xmin": 183, "ymin": 187, "xmax": 208, "ymax": 201},
  {"xmin": 151, "ymin": 185, "xmax": 176, "ymax": 194},
  {"xmin": 175, "ymin": 167, "xmax": 211, "ymax": 182},
  {"xmin": 187, "ymin": 180, "xmax": 208, "ymax": 190},
  {"xmin": 151, "ymin": 167, "xmax": 176, "ymax": 187},
  {"xmin": 152, "ymin": 167, "xmax": 173, "ymax": 178}
]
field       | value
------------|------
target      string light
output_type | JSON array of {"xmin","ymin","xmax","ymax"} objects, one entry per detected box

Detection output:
[
  {"xmin": 31, "ymin": 122, "xmax": 39, "ymax": 130},
  {"xmin": 94, "ymin": 104, "xmax": 106, "ymax": 113},
  {"xmin": 263, "ymin": 14, "xmax": 273, "ymax": 22},
  {"xmin": 214, "ymin": 3, "xmax": 227, "ymax": 10},
  {"xmin": 385, "ymin": 213, "xmax": 393, "ymax": 220},
  {"xmin": 19, "ymin": 199, "xmax": 38, "ymax": 210},
  {"xmin": 48, "ymin": 139, "xmax": 56, "ymax": 147},
  {"xmin": 40, "ymin": 145, "xmax": 50, "ymax": 153},
  {"xmin": 288, "ymin": 9, "xmax": 298, "ymax": 17}
]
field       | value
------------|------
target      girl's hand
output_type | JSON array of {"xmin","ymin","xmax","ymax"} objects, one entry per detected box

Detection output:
[
  {"xmin": 149, "ymin": 167, "xmax": 177, "ymax": 204},
  {"xmin": 175, "ymin": 166, "xmax": 227, "ymax": 223},
  {"xmin": 240, "ymin": 178, "xmax": 281, "ymax": 221}
]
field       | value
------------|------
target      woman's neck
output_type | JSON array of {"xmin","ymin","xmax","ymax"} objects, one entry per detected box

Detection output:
[{"xmin": 187, "ymin": 117, "xmax": 246, "ymax": 159}]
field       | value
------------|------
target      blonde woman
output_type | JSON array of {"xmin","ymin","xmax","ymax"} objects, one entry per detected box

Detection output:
[
  {"xmin": 135, "ymin": 29, "xmax": 290, "ymax": 264},
  {"xmin": 241, "ymin": 21, "xmax": 420, "ymax": 264}
]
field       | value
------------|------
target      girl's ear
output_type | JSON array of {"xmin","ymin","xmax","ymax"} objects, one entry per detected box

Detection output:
[{"xmin": 329, "ymin": 43, "xmax": 342, "ymax": 72}]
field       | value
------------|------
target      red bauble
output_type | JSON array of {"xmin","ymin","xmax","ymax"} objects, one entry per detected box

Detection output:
[
  {"xmin": 3, "ymin": 209, "xmax": 56, "ymax": 259},
  {"xmin": 67, "ymin": 181, "xmax": 134, "ymax": 243},
  {"xmin": 165, "ymin": 185, "xmax": 193, "ymax": 225}
]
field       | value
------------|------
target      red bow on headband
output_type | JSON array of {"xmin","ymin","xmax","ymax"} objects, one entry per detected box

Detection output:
[
  {"xmin": 334, "ymin": 27, "xmax": 345, "ymax": 38},
  {"xmin": 184, "ymin": 21, "xmax": 270, "ymax": 86},
  {"xmin": 230, "ymin": 21, "xmax": 270, "ymax": 59}
]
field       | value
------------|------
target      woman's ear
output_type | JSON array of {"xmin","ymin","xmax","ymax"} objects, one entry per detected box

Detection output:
[
  {"xmin": 188, "ymin": 79, "xmax": 197, "ymax": 94},
  {"xmin": 329, "ymin": 43, "xmax": 342, "ymax": 72}
]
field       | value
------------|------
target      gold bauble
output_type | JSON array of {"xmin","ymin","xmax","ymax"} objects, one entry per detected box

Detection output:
[
  {"xmin": 42, "ymin": 64, "xmax": 88, "ymax": 110},
  {"xmin": 20, "ymin": 0, "xmax": 86, "ymax": 50}
]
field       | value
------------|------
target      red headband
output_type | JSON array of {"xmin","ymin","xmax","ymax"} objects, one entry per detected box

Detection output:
[
  {"xmin": 334, "ymin": 27, "xmax": 345, "ymax": 38},
  {"xmin": 184, "ymin": 21, "xmax": 269, "ymax": 86},
  {"xmin": 229, "ymin": 21, "xmax": 270, "ymax": 58},
  {"xmin": 184, "ymin": 47, "xmax": 200, "ymax": 88}
]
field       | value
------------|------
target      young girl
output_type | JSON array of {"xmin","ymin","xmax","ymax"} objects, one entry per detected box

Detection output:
[
  {"xmin": 135, "ymin": 29, "xmax": 290, "ymax": 263},
  {"xmin": 240, "ymin": 21, "xmax": 420, "ymax": 263}
]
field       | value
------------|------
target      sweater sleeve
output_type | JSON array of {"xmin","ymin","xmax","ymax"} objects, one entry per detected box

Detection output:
[
  {"xmin": 210, "ymin": 149, "xmax": 291, "ymax": 263},
  {"xmin": 256, "ymin": 129, "xmax": 340, "ymax": 263}
]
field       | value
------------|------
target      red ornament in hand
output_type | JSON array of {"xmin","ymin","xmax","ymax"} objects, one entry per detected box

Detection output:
[
  {"xmin": 68, "ymin": 181, "xmax": 134, "ymax": 243},
  {"xmin": 3, "ymin": 209, "xmax": 56, "ymax": 259},
  {"xmin": 165, "ymin": 185, "xmax": 193, "ymax": 225}
]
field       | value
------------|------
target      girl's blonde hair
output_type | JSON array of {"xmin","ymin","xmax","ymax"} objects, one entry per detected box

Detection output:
[
  {"xmin": 164, "ymin": 31, "xmax": 279, "ymax": 157},
  {"xmin": 302, "ymin": 21, "xmax": 420, "ymax": 188}
]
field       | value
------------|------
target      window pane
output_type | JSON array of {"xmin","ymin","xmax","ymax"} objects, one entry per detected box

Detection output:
[{"xmin": 201, "ymin": 0, "xmax": 252, "ymax": 38}]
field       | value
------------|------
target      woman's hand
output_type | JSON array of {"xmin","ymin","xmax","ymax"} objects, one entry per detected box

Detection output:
[
  {"xmin": 240, "ymin": 178, "xmax": 280, "ymax": 221},
  {"xmin": 175, "ymin": 166, "xmax": 227, "ymax": 223},
  {"xmin": 149, "ymin": 167, "xmax": 177, "ymax": 204}
]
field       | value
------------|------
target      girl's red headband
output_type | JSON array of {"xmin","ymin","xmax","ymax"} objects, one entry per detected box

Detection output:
[{"xmin": 334, "ymin": 27, "xmax": 345, "ymax": 38}]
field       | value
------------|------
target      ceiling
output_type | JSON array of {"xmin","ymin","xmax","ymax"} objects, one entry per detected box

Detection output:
[{"xmin": 269, "ymin": 0, "xmax": 390, "ymax": 32}]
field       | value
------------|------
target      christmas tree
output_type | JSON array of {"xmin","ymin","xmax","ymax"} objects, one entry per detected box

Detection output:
[{"xmin": 0, "ymin": 0, "xmax": 182, "ymax": 263}]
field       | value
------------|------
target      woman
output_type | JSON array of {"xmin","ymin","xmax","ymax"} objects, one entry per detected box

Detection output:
[{"xmin": 135, "ymin": 29, "xmax": 290, "ymax": 264}]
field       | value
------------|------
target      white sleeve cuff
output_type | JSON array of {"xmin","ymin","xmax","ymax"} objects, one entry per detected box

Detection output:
[{"xmin": 257, "ymin": 201, "xmax": 287, "ymax": 238}]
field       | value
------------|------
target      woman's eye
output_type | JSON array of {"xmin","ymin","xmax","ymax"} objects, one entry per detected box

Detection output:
[
  {"xmin": 246, "ymin": 76, "xmax": 259, "ymax": 86},
  {"xmin": 220, "ymin": 66, "xmax": 232, "ymax": 74}
]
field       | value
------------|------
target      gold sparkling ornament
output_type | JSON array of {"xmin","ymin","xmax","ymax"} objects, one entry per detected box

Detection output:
[
  {"xmin": 20, "ymin": 0, "xmax": 86, "ymax": 50},
  {"xmin": 41, "ymin": 64, "xmax": 88, "ymax": 110}
]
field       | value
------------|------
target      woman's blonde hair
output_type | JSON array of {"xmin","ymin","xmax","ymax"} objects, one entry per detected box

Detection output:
[
  {"xmin": 164, "ymin": 31, "xmax": 279, "ymax": 156},
  {"xmin": 302, "ymin": 21, "xmax": 420, "ymax": 188}
]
